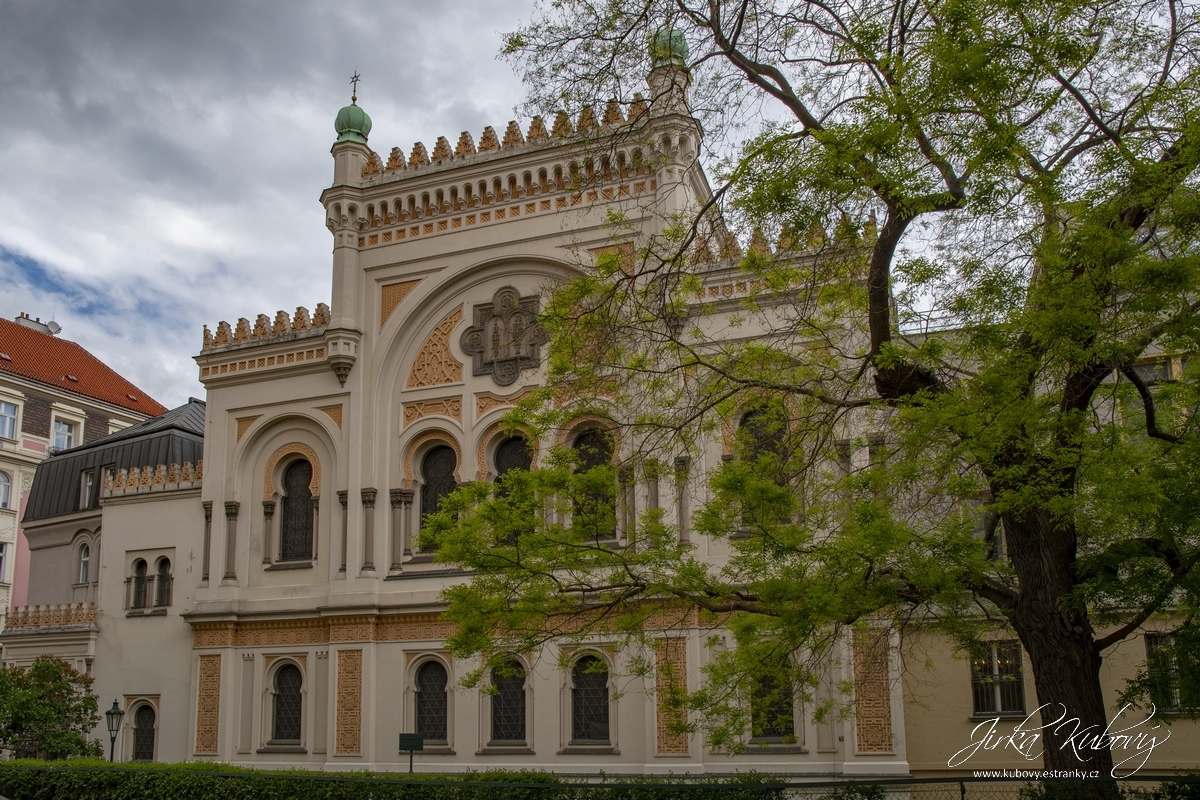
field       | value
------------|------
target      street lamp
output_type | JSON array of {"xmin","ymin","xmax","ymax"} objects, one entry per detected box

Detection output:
[{"xmin": 104, "ymin": 700, "xmax": 124, "ymax": 762}]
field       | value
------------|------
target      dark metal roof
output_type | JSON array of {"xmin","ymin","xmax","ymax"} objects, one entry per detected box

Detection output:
[{"xmin": 23, "ymin": 398, "xmax": 206, "ymax": 523}]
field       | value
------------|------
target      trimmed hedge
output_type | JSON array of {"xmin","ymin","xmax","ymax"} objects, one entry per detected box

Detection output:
[{"xmin": 0, "ymin": 761, "xmax": 789, "ymax": 800}]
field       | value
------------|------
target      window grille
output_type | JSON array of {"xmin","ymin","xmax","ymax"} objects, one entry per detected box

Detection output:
[
  {"xmin": 572, "ymin": 431, "xmax": 616, "ymax": 540},
  {"xmin": 971, "ymin": 642, "xmax": 1025, "ymax": 715},
  {"xmin": 415, "ymin": 660, "xmax": 449, "ymax": 744},
  {"xmin": 571, "ymin": 655, "xmax": 610, "ymax": 743},
  {"xmin": 272, "ymin": 664, "xmax": 303, "ymax": 742},
  {"xmin": 751, "ymin": 669, "xmax": 795, "ymax": 742},
  {"xmin": 495, "ymin": 436, "xmax": 532, "ymax": 477},
  {"xmin": 132, "ymin": 705, "xmax": 156, "ymax": 761},
  {"xmin": 490, "ymin": 660, "xmax": 526, "ymax": 744},
  {"xmin": 419, "ymin": 446, "xmax": 458, "ymax": 541},
  {"xmin": 279, "ymin": 460, "xmax": 313, "ymax": 561}
]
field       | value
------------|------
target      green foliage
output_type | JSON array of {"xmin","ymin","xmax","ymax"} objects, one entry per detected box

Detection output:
[
  {"xmin": 0, "ymin": 656, "xmax": 102, "ymax": 760},
  {"xmin": 438, "ymin": 0, "xmax": 1200, "ymax": 773},
  {"xmin": 0, "ymin": 762, "xmax": 789, "ymax": 800}
]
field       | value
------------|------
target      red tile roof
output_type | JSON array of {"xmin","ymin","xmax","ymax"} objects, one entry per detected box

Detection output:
[{"xmin": 0, "ymin": 318, "xmax": 168, "ymax": 416}]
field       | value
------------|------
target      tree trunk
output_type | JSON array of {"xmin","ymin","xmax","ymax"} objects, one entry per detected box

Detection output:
[{"xmin": 1004, "ymin": 509, "xmax": 1117, "ymax": 781}]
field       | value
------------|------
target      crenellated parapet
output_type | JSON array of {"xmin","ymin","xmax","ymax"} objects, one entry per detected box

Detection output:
[
  {"xmin": 201, "ymin": 303, "xmax": 329, "ymax": 353},
  {"xmin": 103, "ymin": 460, "xmax": 203, "ymax": 498},
  {"xmin": 322, "ymin": 93, "xmax": 704, "ymax": 245},
  {"xmin": 3, "ymin": 602, "xmax": 97, "ymax": 630}
]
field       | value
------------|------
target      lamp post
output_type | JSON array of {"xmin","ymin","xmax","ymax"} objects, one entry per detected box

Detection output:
[{"xmin": 105, "ymin": 700, "xmax": 124, "ymax": 762}]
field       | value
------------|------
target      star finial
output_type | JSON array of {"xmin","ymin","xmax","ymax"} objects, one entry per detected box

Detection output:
[{"xmin": 350, "ymin": 70, "xmax": 362, "ymax": 104}]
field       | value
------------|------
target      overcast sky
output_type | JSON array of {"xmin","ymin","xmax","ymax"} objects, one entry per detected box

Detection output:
[{"xmin": 0, "ymin": 0, "xmax": 532, "ymax": 409}]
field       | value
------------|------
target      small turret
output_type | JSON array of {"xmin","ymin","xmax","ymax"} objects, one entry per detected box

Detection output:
[
  {"xmin": 331, "ymin": 77, "xmax": 372, "ymax": 185},
  {"xmin": 647, "ymin": 27, "xmax": 691, "ymax": 115}
]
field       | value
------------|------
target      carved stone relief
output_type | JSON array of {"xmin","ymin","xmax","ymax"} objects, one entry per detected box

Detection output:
[{"xmin": 459, "ymin": 287, "xmax": 548, "ymax": 386}]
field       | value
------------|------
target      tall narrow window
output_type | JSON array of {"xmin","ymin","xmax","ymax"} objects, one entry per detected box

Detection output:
[
  {"xmin": 750, "ymin": 667, "xmax": 795, "ymax": 742},
  {"xmin": 419, "ymin": 446, "xmax": 458, "ymax": 536},
  {"xmin": 53, "ymin": 419, "xmax": 75, "ymax": 451},
  {"xmin": 77, "ymin": 544, "xmax": 90, "ymax": 584},
  {"xmin": 0, "ymin": 401, "xmax": 16, "ymax": 440},
  {"xmin": 272, "ymin": 664, "xmax": 303, "ymax": 743},
  {"xmin": 415, "ymin": 660, "xmax": 449, "ymax": 745},
  {"xmin": 0, "ymin": 542, "xmax": 8, "ymax": 581},
  {"xmin": 131, "ymin": 559, "xmax": 148, "ymax": 609},
  {"xmin": 1146, "ymin": 634, "xmax": 1198, "ymax": 712},
  {"xmin": 971, "ymin": 642, "xmax": 1025, "ymax": 715},
  {"xmin": 279, "ymin": 460, "xmax": 314, "ymax": 561},
  {"xmin": 570, "ymin": 655, "xmax": 610, "ymax": 744},
  {"xmin": 80, "ymin": 470, "xmax": 95, "ymax": 510},
  {"xmin": 490, "ymin": 660, "xmax": 527, "ymax": 745},
  {"xmin": 154, "ymin": 557, "xmax": 172, "ymax": 606},
  {"xmin": 132, "ymin": 705, "xmax": 156, "ymax": 761},
  {"xmin": 0, "ymin": 471, "xmax": 12, "ymax": 510},
  {"xmin": 572, "ymin": 430, "xmax": 616, "ymax": 540}
]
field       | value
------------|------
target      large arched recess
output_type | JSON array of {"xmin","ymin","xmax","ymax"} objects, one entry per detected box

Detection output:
[
  {"xmin": 373, "ymin": 256, "xmax": 583, "ymax": 492},
  {"xmin": 231, "ymin": 411, "xmax": 340, "ymax": 588}
]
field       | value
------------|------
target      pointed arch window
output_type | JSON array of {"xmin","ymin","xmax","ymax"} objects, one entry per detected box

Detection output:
[
  {"xmin": 415, "ymin": 660, "xmax": 449, "ymax": 745},
  {"xmin": 279, "ymin": 460, "xmax": 313, "ymax": 561},
  {"xmin": 272, "ymin": 664, "xmax": 303, "ymax": 743},
  {"xmin": 490, "ymin": 660, "xmax": 527, "ymax": 745},
  {"xmin": 132, "ymin": 704, "xmax": 156, "ymax": 761},
  {"xmin": 570, "ymin": 654, "xmax": 610, "ymax": 744},
  {"xmin": 419, "ymin": 446, "xmax": 457, "ymax": 533}
]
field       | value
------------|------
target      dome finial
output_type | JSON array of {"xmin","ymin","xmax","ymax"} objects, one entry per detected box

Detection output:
[
  {"xmin": 334, "ymin": 71, "xmax": 372, "ymax": 145},
  {"xmin": 350, "ymin": 69, "xmax": 361, "ymax": 105},
  {"xmin": 650, "ymin": 27, "xmax": 689, "ymax": 70}
]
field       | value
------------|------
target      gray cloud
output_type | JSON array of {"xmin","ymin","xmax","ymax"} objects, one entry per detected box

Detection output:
[{"xmin": 0, "ymin": 0, "xmax": 530, "ymax": 407}]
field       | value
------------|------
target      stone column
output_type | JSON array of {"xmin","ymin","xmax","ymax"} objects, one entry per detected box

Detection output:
[
  {"xmin": 360, "ymin": 488, "xmax": 377, "ymax": 572},
  {"xmin": 223, "ymin": 501, "xmax": 240, "ymax": 580},
  {"xmin": 399, "ymin": 489, "xmax": 415, "ymax": 557},
  {"xmin": 262, "ymin": 500, "xmax": 275, "ymax": 565},
  {"xmin": 674, "ymin": 456, "xmax": 690, "ymax": 543},
  {"xmin": 389, "ymin": 489, "xmax": 405, "ymax": 572},
  {"xmin": 337, "ymin": 491, "xmax": 348, "ymax": 573},
  {"xmin": 201, "ymin": 501, "xmax": 213, "ymax": 582},
  {"xmin": 311, "ymin": 497, "xmax": 320, "ymax": 560}
]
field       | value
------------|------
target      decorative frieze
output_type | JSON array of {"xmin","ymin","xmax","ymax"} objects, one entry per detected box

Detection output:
[
  {"xmin": 189, "ymin": 612, "xmax": 456, "ymax": 648},
  {"xmin": 381, "ymin": 279, "xmax": 421, "ymax": 327},
  {"xmin": 335, "ymin": 649, "xmax": 364, "ymax": 755},
  {"xmin": 853, "ymin": 628, "xmax": 893, "ymax": 753},
  {"xmin": 655, "ymin": 638, "xmax": 689, "ymax": 755},
  {"xmin": 406, "ymin": 306, "xmax": 464, "ymax": 388},
  {"xmin": 402, "ymin": 396, "xmax": 462, "ymax": 427},
  {"xmin": 202, "ymin": 303, "xmax": 329, "ymax": 353},
  {"xmin": 103, "ymin": 461, "xmax": 202, "ymax": 498},
  {"xmin": 195, "ymin": 654, "xmax": 221, "ymax": 754},
  {"xmin": 200, "ymin": 345, "xmax": 326, "ymax": 379}
]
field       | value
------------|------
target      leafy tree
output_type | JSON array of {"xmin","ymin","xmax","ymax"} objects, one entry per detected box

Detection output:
[
  {"xmin": 0, "ymin": 656, "xmax": 103, "ymax": 759},
  {"xmin": 428, "ymin": 0, "xmax": 1200, "ymax": 780}
]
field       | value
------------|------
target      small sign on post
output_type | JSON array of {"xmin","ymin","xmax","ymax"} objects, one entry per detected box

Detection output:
[{"xmin": 398, "ymin": 733, "xmax": 424, "ymax": 773}]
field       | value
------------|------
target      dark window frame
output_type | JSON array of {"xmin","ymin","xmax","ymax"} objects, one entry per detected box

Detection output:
[
  {"xmin": 489, "ymin": 659, "xmax": 528, "ymax": 746},
  {"xmin": 570, "ymin": 654, "xmax": 611, "ymax": 745},
  {"xmin": 271, "ymin": 663, "xmax": 304, "ymax": 744},
  {"xmin": 279, "ymin": 459, "xmax": 314, "ymax": 562},
  {"xmin": 971, "ymin": 641, "xmax": 1026, "ymax": 717},
  {"xmin": 131, "ymin": 704, "xmax": 156, "ymax": 761},
  {"xmin": 415, "ymin": 659, "xmax": 450, "ymax": 745}
]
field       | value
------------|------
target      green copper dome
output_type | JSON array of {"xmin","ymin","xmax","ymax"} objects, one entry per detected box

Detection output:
[
  {"xmin": 334, "ymin": 102, "xmax": 372, "ymax": 145},
  {"xmin": 650, "ymin": 28, "xmax": 689, "ymax": 69}
]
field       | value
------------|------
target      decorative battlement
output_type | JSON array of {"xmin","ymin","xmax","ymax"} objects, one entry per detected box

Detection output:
[
  {"xmin": 364, "ymin": 100, "xmax": 648, "ymax": 184},
  {"xmin": 103, "ymin": 461, "xmax": 203, "ymax": 498},
  {"xmin": 201, "ymin": 303, "xmax": 329, "ymax": 353},
  {"xmin": 3, "ymin": 602, "xmax": 97, "ymax": 630}
]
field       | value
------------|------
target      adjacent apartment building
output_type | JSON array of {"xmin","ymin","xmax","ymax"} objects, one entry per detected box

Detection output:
[{"xmin": 0, "ymin": 314, "xmax": 166, "ymax": 627}]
